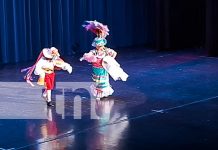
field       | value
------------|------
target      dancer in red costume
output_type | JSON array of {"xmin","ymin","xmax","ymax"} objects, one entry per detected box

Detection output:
[{"xmin": 22, "ymin": 47, "xmax": 72, "ymax": 106}]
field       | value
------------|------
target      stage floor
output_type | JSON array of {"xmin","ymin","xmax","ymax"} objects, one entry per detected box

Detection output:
[{"xmin": 0, "ymin": 48, "xmax": 218, "ymax": 150}]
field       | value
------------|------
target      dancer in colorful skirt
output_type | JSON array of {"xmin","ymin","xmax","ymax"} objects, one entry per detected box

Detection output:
[
  {"xmin": 21, "ymin": 47, "xmax": 72, "ymax": 106},
  {"xmin": 81, "ymin": 21, "xmax": 128, "ymax": 100}
]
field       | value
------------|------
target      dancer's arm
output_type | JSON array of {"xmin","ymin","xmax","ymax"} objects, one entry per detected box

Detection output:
[
  {"xmin": 80, "ymin": 50, "xmax": 97, "ymax": 63},
  {"xmin": 106, "ymin": 48, "xmax": 117, "ymax": 58},
  {"xmin": 54, "ymin": 58, "xmax": 72, "ymax": 74}
]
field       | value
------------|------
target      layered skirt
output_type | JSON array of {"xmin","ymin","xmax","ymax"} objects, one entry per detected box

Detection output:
[{"xmin": 91, "ymin": 66, "xmax": 114, "ymax": 98}]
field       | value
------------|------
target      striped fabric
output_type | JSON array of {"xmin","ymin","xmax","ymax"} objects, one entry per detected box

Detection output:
[{"xmin": 91, "ymin": 66, "xmax": 113, "ymax": 98}]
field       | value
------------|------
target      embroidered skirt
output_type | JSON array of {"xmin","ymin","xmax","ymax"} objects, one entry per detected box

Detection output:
[{"xmin": 91, "ymin": 67, "xmax": 114, "ymax": 98}]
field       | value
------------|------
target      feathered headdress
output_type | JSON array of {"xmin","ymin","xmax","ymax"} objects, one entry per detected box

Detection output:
[{"xmin": 82, "ymin": 20, "xmax": 109, "ymax": 38}]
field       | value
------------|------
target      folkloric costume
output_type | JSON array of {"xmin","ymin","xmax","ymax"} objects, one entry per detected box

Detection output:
[
  {"xmin": 81, "ymin": 21, "xmax": 128, "ymax": 100},
  {"xmin": 21, "ymin": 47, "xmax": 72, "ymax": 106}
]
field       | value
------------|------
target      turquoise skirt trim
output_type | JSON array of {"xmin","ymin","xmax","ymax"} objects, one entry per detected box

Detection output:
[{"xmin": 92, "ymin": 67, "xmax": 109, "ymax": 89}]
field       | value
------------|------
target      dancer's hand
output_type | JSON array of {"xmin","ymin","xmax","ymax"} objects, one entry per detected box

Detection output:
[
  {"xmin": 79, "ymin": 57, "xmax": 84, "ymax": 61},
  {"xmin": 66, "ymin": 64, "xmax": 73, "ymax": 74}
]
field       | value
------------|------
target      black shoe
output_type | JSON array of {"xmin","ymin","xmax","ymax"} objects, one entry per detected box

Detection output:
[{"xmin": 47, "ymin": 101, "xmax": 54, "ymax": 107}]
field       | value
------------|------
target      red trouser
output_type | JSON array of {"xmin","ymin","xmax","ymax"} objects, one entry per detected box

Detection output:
[{"xmin": 44, "ymin": 73, "xmax": 55, "ymax": 90}]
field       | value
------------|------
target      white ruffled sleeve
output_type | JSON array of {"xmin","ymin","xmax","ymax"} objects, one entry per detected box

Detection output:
[{"xmin": 34, "ymin": 58, "xmax": 45, "ymax": 76}]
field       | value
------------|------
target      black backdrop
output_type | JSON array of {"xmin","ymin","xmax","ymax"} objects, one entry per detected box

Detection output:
[
  {"xmin": 0, "ymin": 0, "xmax": 218, "ymax": 64},
  {"xmin": 155, "ymin": 0, "xmax": 205, "ymax": 50}
]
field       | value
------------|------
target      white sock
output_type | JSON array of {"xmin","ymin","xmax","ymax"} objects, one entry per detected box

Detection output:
[{"xmin": 47, "ymin": 90, "xmax": 51, "ymax": 102}]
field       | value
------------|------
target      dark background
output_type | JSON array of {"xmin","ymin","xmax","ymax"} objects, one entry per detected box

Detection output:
[{"xmin": 0, "ymin": 0, "xmax": 217, "ymax": 64}]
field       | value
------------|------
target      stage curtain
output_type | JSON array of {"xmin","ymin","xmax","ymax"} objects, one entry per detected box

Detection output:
[
  {"xmin": 206, "ymin": 0, "xmax": 218, "ymax": 56},
  {"xmin": 154, "ymin": 0, "xmax": 205, "ymax": 51},
  {"xmin": 0, "ymin": 0, "xmax": 155, "ymax": 64}
]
